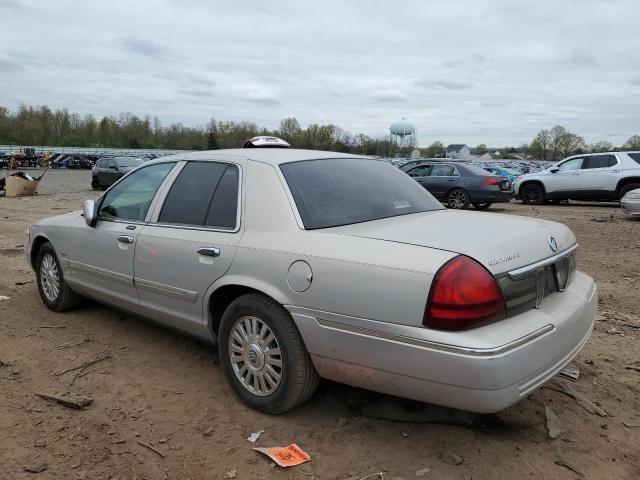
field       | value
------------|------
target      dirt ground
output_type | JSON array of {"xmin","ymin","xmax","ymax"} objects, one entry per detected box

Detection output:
[{"xmin": 1, "ymin": 169, "xmax": 639, "ymax": 480}]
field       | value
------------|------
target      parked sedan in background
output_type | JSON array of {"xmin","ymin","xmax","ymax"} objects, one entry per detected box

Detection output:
[
  {"xmin": 26, "ymin": 149, "xmax": 596, "ymax": 415},
  {"xmin": 621, "ymin": 188, "xmax": 640, "ymax": 216},
  {"xmin": 91, "ymin": 156, "xmax": 144, "ymax": 190},
  {"xmin": 406, "ymin": 161, "xmax": 512, "ymax": 209}
]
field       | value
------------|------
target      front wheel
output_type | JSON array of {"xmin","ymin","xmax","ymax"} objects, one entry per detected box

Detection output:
[
  {"xmin": 36, "ymin": 243, "xmax": 81, "ymax": 312},
  {"xmin": 218, "ymin": 293, "xmax": 319, "ymax": 414},
  {"xmin": 520, "ymin": 183, "xmax": 545, "ymax": 205},
  {"xmin": 447, "ymin": 189, "xmax": 470, "ymax": 209},
  {"xmin": 473, "ymin": 202, "xmax": 492, "ymax": 210}
]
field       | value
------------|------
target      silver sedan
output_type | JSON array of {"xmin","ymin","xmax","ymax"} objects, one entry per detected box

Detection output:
[
  {"xmin": 621, "ymin": 188, "xmax": 640, "ymax": 216},
  {"xmin": 25, "ymin": 149, "xmax": 597, "ymax": 414}
]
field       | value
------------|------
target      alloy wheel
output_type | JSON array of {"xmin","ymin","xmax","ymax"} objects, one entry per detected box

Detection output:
[
  {"xmin": 449, "ymin": 191, "xmax": 467, "ymax": 209},
  {"xmin": 228, "ymin": 316, "xmax": 283, "ymax": 396},
  {"xmin": 40, "ymin": 253, "xmax": 60, "ymax": 302},
  {"xmin": 522, "ymin": 184, "xmax": 544, "ymax": 204}
]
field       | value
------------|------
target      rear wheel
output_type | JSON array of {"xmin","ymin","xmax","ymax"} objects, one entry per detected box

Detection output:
[
  {"xmin": 447, "ymin": 189, "xmax": 470, "ymax": 209},
  {"xmin": 36, "ymin": 243, "xmax": 81, "ymax": 312},
  {"xmin": 473, "ymin": 202, "xmax": 492, "ymax": 210},
  {"xmin": 619, "ymin": 183, "xmax": 640, "ymax": 200},
  {"xmin": 218, "ymin": 293, "xmax": 319, "ymax": 414},
  {"xmin": 91, "ymin": 177, "xmax": 100, "ymax": 191},
  {"xmin": 520, "ymin": 183, "xmax": 545, "ymax": 205}
]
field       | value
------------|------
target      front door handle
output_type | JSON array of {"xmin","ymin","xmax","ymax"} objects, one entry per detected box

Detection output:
[
  {"xmin": 117, "ymin": 235, "xmax": 134, "ymax": 244},
  {"xmin": 197, "ymin": 247, "xmax": 221, "ymax": 257}
]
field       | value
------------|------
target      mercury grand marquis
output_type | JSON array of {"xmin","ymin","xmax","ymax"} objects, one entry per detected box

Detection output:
[{"xmin": 26, "ymin": 149, "xmax": 597, "ymax": 414}]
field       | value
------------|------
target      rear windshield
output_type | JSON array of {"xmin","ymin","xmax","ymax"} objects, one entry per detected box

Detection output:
[
  {"xmin": 116, "ymin": 158, "xmax": 144, "ymax": 167},
  {"xmin": 280, "ymin": 158, "xmax": 443, "ymax": 229}
]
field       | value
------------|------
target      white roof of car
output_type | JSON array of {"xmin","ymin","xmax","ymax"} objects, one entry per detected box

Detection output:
[{"xmin": 159, "ymin": 148, "xmax": 373, "ymax": 166}]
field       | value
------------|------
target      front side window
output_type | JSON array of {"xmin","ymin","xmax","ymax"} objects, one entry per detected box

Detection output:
[
  {"xmin": 281, "ymin": 158, "xmax": 442, "ymax": 230},
  {"xmin": 407, "ymin": 165, "xmax": 431, "ymax": 177},
  {"xmin": 430, "ymin": 164, "xmax": 455, "ymax": 176},
  {"xmin": 98, "ymin": 162, "xmax": 176, "ymax": 221},
  {"xmin": 158, "ymin": 161, "xmax": 240, "ymax": 229},
  {"xmin": 558, "ymin": 157, "xmax": 583, "ymax": 171}
]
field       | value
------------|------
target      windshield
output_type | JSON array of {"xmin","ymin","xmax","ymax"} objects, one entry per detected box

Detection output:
[
  {"xmin": 116, "ymin": 158, "xmax": 144, "ymax": 168},
  {"xmin": 280, "ymin": 158, "xmax": 443, "ymax": 229}
]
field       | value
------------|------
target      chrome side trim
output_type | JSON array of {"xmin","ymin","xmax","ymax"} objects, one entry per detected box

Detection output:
[
  {"xmin": 287, "ymin": 306, "xmax": 554, "ymax": 357},
  {"xmin": 507, "ymin": 244, "xmax": 578, "ymax": 280},
  {"xmin": 68, "ymin": 259, "xmax": 133, "ymax": 286},
  {"xmin": 134, "ymin": 277, "xmax": 198, "ymax": 302}
]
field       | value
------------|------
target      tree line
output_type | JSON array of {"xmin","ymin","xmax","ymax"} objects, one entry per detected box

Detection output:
[
  {"xmin": 2, "ymin": 105, "xmax": 638, "ymax": 160},
  {"xmin": 0, "ymin": 105, "xmax": 402, "ymax": 156}
]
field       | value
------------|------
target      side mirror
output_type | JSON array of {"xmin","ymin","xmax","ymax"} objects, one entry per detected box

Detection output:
[
  {"xmin": 82, "ymin": 199, "xmax": 98, "ymax": 227},
  {"xmin": 550, "ymin": 167, "xmax": 559, "ymax": 173}
]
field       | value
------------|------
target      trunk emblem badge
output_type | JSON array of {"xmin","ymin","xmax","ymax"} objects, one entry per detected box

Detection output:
[{"xmin": 548, "ymin": 236, "xmax": 558, "ymax": 252}]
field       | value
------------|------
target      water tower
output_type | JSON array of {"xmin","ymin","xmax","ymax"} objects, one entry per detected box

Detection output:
[{"xmin": 389, "ymin": 119, "xmax": 416, "ymax": 148}]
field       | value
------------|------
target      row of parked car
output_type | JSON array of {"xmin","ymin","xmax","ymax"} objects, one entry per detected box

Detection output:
[{"xmin": 398, "ymin": 151, "xmax": 640, "ymax": 216}]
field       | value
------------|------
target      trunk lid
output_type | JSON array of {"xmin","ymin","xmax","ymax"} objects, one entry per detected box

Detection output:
[{"xmin": 324, "ymin": 210, "xmax": 576, "ymax": 275}]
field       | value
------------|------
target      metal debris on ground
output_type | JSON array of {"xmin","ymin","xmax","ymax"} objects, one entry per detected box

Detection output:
[
  {"xmin": 0, "ymin": 295, "xmax": 10, "ymax": 301},
  {"xmin": 247, "ymin": 430, "xmax": 264, "ymax": 443},
  {"xmin": 356, "ymin": 473, "xmax": 384, "ymax": 480},
  {"xmin": 554, "ymin": 460, "xmax": 584, "ymax": 478},
  {"xmin": 35, "ymin": 391, "xmax": 94, "ymax": 410},
  {"xmin": 54, "ymin": 354, "xmax": 112, "ymax": 377},
  {"xmin": 557, "ymin": 367, "xmax": 579, "ymax": 382},
  {"xmin": 623, "ymin": 421, "xmax": 640, "ymax": 428},
  {"xmin": 415, "ymin": 467, "xmax": 431, "ymax": 476},
  {"xmin": 254, "ymin": 443, "xmax": 311, "ymax": 468},
  {"xmin": 545, "ymin": 406, "xmax": 564, "ymax": 439},
  {"xmin": 555, "ymin": 380, "xmax": 608, "ymax": 416},
  {"xmin": 224, "ymin": 470, "xmax": 237, "ymax": 479}
]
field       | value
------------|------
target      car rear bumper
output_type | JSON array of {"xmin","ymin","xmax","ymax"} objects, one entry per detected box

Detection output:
[
  {"xmin": 288, "ymin": 271, "xmax": 596, "ymax": 413},
  {"xmin": 471, "ymin": 190, "xmax": 513, "ymax": 204},
  {"xmin": 621, "ymin": 198, "xmax": 640, "ymax": 216}
]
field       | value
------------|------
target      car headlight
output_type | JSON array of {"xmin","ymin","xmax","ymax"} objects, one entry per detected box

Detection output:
[{"xmin": 624, "ymin": 192, "xmax": 640, "ymax": 200}]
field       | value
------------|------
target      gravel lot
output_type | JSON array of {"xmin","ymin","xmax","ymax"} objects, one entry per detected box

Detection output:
[{"xmin": 1, "ymin": 169, "xmax": 639, "ymax": 479}]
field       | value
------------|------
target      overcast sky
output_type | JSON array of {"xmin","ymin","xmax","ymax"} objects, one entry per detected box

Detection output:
[{"xmin": 1, "ymin": 0, "xmax": 639, "ymax": 146}]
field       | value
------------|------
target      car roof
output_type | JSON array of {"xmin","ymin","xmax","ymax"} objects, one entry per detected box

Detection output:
[{"xmin": 154, "ymin": 148, "xmax": 373, "ymax": 166}]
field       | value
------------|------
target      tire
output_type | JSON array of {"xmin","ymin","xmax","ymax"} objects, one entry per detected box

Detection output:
[
  {"xmin": 520, "ymin": 183, "xmax": 545, "ymax": 205},
  {"xmin": 218, "ymin": 293, "xmax": 319, "ymax": 414},
  {"xmin": 619, "ymin": 183, "xmax": 640, "ymax": 200},
  {"xmin": 473, "ymin": 202, "xmax": 492, "ymax": 210},
  {"xmin": 447, "ymin": 189, "xmax": 470, "ymax": 209},
  {"xmin": 91, "ymin": 177, "xmax": 100, "ymax": 191},
  {"xmin": 35, "ymin": 242, "xmax": 81, "ymax": 312}
]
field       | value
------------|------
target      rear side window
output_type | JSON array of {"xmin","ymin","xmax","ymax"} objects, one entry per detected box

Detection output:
[
  {"xmin": 583, "ymin": 155, "xmax": 617, "ymax": 169},
  {"xmin": 628, "ymin": 153, "xmax": 640, "ymax": 164},
  {"xmin": 281, "ymin": 158, "xmax": 442, "ymax": 230},
  {"xmin": 159, "ymin": 162, "xmax": 239, "ymax": 229}
]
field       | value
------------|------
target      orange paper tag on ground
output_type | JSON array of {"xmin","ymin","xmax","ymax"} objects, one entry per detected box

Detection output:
[{"xmin": 254, "ymin": 443, "xmax": 311, "ymax": 467}]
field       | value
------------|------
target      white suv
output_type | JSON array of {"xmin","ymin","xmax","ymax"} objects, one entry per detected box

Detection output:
[{"xmin": 514, "ymin": 151, "xmax": 640, "ymax": 204}]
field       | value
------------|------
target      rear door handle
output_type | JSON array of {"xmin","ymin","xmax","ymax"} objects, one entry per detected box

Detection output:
[
  {"xmin": 197, "ymin": 247, "xmax": 221, "ymax": 257},
  {"xmin": 117, "ymin": 235, "xmax": 134, "ymax": 244}
]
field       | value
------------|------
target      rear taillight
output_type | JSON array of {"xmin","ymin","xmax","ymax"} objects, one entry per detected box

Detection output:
[
  {"xmin": 423, "ymin": 256, "xmax": 506, "ymax": 330},
  {"xmin": 481, "ymin": 177, "xmax": 499, "ymax": 186}
]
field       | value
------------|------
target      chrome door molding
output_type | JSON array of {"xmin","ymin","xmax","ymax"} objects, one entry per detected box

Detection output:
[
  {"xmin": 134, "ymin": 277, "xmax": 198, "ymax": 302},
  {"xmin": 67, "ymin": 259, "xmax": 134, "ymax": 286}
]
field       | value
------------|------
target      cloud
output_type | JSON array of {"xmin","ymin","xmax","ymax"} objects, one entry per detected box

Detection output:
[
  {"xmin": 118, "ymin": 36, "xmax": 170, "ymax": 58},
  {"xmin": 246, "ymin": 90, "xmax": 279, "ymax": 105},
  {"xmin": 417, "ymin": 80, "xmax": 474, "ymax": 90},
  {"xmin": 372, "ymin": 89, "xmax": 407, "ymax": 103}
]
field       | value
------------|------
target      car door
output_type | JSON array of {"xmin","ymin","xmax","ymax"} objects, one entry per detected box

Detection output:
[
  {"xmin": 579, "ymin": 154, "xmax": 621, "ymax": 198},
  {"xmin": 544, "ymin": 157, "xmax": 584, "ymax": 196},
  {"xmin": 103, "ymin": 158, "xmax": 118, "ymax": 185},
  {"xmin": 133, "ymin": 160, "xmax": 243, "ymax": 336},
  {"xmin": 426, "ymin": 164, "xmax": 459, "ymax": 200},
  {"xmin": 66, "ymin": 162, "xmax": 177, "ymax": 309}
]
